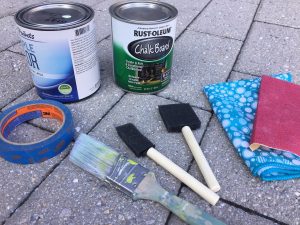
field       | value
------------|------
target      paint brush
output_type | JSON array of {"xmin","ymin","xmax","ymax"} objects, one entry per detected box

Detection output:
[
  {"xmin": 116, "ymin": 123, "xmax": 219, "ymax": 206},
  {"xmin": 69, "ymin": 133, "xmax": 225, "ymax": 225},
  {"xmin": 158, "ymin": 103, "xmax": 221, "ymax": 192}
]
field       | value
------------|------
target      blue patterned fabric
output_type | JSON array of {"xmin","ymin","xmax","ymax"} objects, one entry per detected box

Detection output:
[{"xmin": 204, "ymin": 73, "xmax": 300, "ymax": 181}]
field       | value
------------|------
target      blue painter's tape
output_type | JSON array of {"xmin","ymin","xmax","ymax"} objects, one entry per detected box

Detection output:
[{"xmin": 0, "ymin": 100, "xmax": 74, "ymax": 164}]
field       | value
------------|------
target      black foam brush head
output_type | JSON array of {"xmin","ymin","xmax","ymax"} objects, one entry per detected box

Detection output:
[
  {"xmin": 158, "ymin": 103, "xmax": 201, "ymax": 132},
  {"xmin": 116, "ymin": 123, "xmax": 155, "ymax": 157}
]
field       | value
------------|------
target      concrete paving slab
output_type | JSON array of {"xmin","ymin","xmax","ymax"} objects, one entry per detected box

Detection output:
[
  {"xmin": 7, "ymin": 0, "xmax": 113, "ymax": 55},
  {"xmin": 5, "ymin": 94, "xmax": 212, "ymax": 225},
  {"xmin": 8, "ymin": 44, "xmax": 23, "ymax": 55},
  {"xmin": 234, "ymin": 22, "xmax": 300, "ymax": 83},
  {"xmin": 229, "ymin": 71, "xmax": 257, "ymax": 81},
  {"xmin": 0, "ymin": 51, "xmax": 32, "ymax": 109},
  {"xmin": 0, "ymin": 123, "xmax": 70, "ymax": 224},
  {"xmin": 164, "ymin": 0, "xmax": 211, "ymax": 38},
  {"xmin": 0, "ymin": 0, "xmax": 44, "ymax": 18},
  {"xmin": 93, "ymin": 0, "xmax": 124, "ymax": 43},
  {"xmin": 158, "ymin": 30, "xmax": 242, "ymax": 110},
  {"xmin": 9, "ymin": 0, "xmax": 210, "ymax": 54},
  {"xmin": 45, "ymin": 0, "xmax": 105, "ymax": 7},
  {"xmin": 0, "ymin": 16, "xmax": 19, "ymax": 52},
  {"xmin": 188, "ymin": 116, "xmax": 300, "ymax": 224},
  {"xmin": 242, "ymin": 0, "xmax": 260, "ymax": 4},
  {"xmin": 8, "ymin": 0, "xmax": 210, "ymax": 55},
  {"xmin": 256, "ymin": 0, "xmax": 300, "ymax": 29},
  {"xmin": 3, "ymin": 39, "xmax": 124, "ymax": 135},
  {"xmin": 188, "ymin": 0, "xmax": 258, "ymax": 40},
  {"xmin": 168, "ymin": 185, "xmax": 276, "ymax": 225}
]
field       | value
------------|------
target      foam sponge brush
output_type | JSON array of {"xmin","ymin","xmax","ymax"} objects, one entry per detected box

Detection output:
[
  {"xmin": 159, "ymin": 103, "xmax": 220, "ymax": 192},
  {"xmin": 116, "ymin": 123, "xmax": 219, "ymax": 205},
  {"xmin": 158, "ymin": 103, "xmax": 201, "ymax": 132}
]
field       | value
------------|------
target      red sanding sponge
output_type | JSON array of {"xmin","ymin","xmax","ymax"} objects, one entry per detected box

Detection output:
[{"xmin": 250, "ymin": 76, "xmax": 300, "ymax": 156}]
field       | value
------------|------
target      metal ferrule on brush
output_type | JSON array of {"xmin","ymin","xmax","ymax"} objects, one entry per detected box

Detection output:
[{"xmin": 106, "ymin": 155, "xmax": 149, "ymax": 197}]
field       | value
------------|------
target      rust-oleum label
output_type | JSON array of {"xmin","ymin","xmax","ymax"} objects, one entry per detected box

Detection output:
[{"xmin": 111, "ymin": 18, "xmax": 176, "ymax": 93}]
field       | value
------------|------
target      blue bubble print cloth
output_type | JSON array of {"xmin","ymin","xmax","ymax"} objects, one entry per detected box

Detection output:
[{"xmin": 204, "ymin": 73, "xmax": 300, "ymax": 181}]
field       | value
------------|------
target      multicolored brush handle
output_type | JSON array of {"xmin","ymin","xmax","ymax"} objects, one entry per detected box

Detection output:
[{"xmin": 134, "ymin": 172, "xmax": 226, "ymax": 225}]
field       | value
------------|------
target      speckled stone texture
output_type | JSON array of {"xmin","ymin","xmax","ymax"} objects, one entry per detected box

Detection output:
[
  {"xmin": 158, "ymin": 30, "xmax": 242, "ymax": 110},
  {"xmin": 0, "ymin": 51, "xmax": 32, "ymax": 109},
  {"xmin": 1, "ymin": 0, "xmax": 300, "ymax": 224},
  {"xmin": 0, "ymin": 16, "xmax": 19, "ymax": 51},
  {"xmin": 192, "ymin": 116, "xmax": 300, "ymax": 225},
  {"xmin": 189, "ymin": 0, "xmax": 258, "ymax": 40},
  {"xmin": 4, "ymin": 95, "xmax": 211, "ymax": 225},
  {"xmin": 0, "ymin": 123, "xmax": 70, "ymax": 224},
  {"xmin": 256, "ymin": 0, "xmax": 300, "ymax": 28},
  {"xmin": 234, "ymin": 22, "xmax": 300, "ymax": 81}
]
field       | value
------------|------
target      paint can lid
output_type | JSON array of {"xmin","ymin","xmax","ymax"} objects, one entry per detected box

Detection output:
[
  {"xmin": 109, "ymin": 1, "xmax": 178, "ymax": 24},
  {"xmin": 15, "ymin": 3, "xmax": 94, "ymax": 31}
]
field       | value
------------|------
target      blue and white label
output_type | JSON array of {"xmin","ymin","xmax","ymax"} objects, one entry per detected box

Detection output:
[{"xmin": 18, "ymin": 20, "xmax": 100, "ymax": 102}]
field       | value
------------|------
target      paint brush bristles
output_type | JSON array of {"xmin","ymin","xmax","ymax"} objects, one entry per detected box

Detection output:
[{"xmin": 69, "ymin": 133, "xmax": 119, "ymax": 180}]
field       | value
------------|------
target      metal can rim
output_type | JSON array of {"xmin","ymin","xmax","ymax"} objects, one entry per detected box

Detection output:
[
  {"xmin": 109, "ymin": 1, "xmax": 178, "ymax": 25},
  {"xmin": 15, "ymin": 2, "xmax": 94, "ymax": 31}
]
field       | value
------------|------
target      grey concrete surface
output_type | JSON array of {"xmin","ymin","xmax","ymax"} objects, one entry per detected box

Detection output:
[
  {"xmin": 5, "ymin": 94, "xmax": 211, "ymax": 225},
  {"xmin": 229, "ymin": 71, "xmax": 257, "ymax": 81},
  {"xmin": 256, "ymin": 0, "xmax": 300, "ymax": 29},
  {"xmin": 168, "ymin": 186, "xmax": 276, "ymax": 225},
  {"xmin": 0, "ymin": 0, "xmax": 43, "ymax": 18},
  {"xmin": 234, "ymin": 22, "xmax": 300, "ymax": 81},
  {"xmin": 0, "ymin": 51, "xmax": 32, "ymax": 109},
  {"xmin": 0, "ymin": 16, "xmax": 19, "ymax": 52},
  {"xmin": 192, "ymin": 116, "xmax": 300, "ymax": 225},
  {"xmin": 159, "ymin": 30, "xmax": 242, "ymax": 111},
  {"xmin": 0, "ymin": 124, "xmax": 70, "ymax": 224},
  {"xmin": 189, "ymin": 0, "xmax": 258, "ymax": 40},
  {"xmin": 1, "ymin": 0, "xmax": 300, "ymax": 224}
]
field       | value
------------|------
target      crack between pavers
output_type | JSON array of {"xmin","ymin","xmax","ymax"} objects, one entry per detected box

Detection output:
[
  {"xmin": 0, "ymin": 41, "xmax": 21, "ymax": 54},
  {"xmin": 226, "ymin": 0, "xmax": 263, "ymax": 82},
  {"xmin": 6, "ymin": 49, "xmax": 23, "ymax": 56},
  {"xmin": 153, "ymin": 93, "xmax": 212, "ymax": 113},
  {"xmin": 165, "ymin": 111, "xmax": 288, "ymax": 225},
  {"xmin": 0, "ymin": 87, "xmax": 35, "ymax": 112},
  {"xmin": 220, "ymin": 198, "xmax": 288, "ymax": 225},
  {"xmin": 2, "ymin": 92, "xmax": 127, "ymax": 225},
  {"xmin": 167, "ymin": 2, "xmax": 289, "ymax": 224},
  {"xmin": 189, "ymin": 29, "xmax": 244, "ymax": 42},
  {"xmin": 231, "ymin": 69, "xmax": 261, "ymax": 78},
  {"xmin": 254, "ymin": 19, "xmax": 300, "ymax": 31},
  {"xmin": 175, "ymin": 0, "xmax": 213, "ymax": 42}
]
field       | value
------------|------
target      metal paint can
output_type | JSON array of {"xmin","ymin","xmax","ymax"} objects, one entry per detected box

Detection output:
[
  {"xmin": 109, "ymin": 1, "xmax": 178, "ymax": 93},
  {"xmin": 15, "ymin": 3, "xmax": 100, "ymax": 102}
]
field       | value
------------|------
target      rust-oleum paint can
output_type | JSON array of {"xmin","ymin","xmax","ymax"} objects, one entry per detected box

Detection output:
[
  {"xmin": 15, "ymin": 3, "xmax": 101, "ymax": 102},
  {"xmin": 109, "ymin": 1, "xmax": 178, "ymax": 94}
]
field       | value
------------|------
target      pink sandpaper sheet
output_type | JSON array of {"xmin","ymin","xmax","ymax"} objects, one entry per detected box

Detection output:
[{"xmin": 250, "ymin": 75, "xmax": 300, "ymax": 156}]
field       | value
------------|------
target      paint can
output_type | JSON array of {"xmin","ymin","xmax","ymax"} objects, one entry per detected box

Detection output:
[
  {"xmin": 15, "ymin": 3, "xmax": 101, "ymax": 102},
  {"xmin": 109, "ymin": 1, "xmax": 178, "ymax": 93}
]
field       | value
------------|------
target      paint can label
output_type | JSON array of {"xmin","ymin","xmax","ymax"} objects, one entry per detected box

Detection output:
[
  {"xmin": 17, "ymin": 19, "xmax": 100, "ymax": 102},
  {"xmin": 111, "ymin": 18, "xmax": 176, "ymax": 93}
]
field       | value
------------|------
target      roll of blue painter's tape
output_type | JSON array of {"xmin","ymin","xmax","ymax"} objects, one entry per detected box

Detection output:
[{"xmin": 0, "ymin": 100, "xmax": 74, "ymax": 164}]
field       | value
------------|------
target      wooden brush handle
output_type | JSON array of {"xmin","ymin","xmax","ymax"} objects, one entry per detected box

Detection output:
[
  {"xmin": 182, "ymin": 126, "xmax": 221, "ymax": 192},
  {"xmin": 147, "ymin": 147, "xmax": 219, "ymax": 205},
  {"xmin": 135, "ymin": 173, "xmax": 226, "ymax": 225}
]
